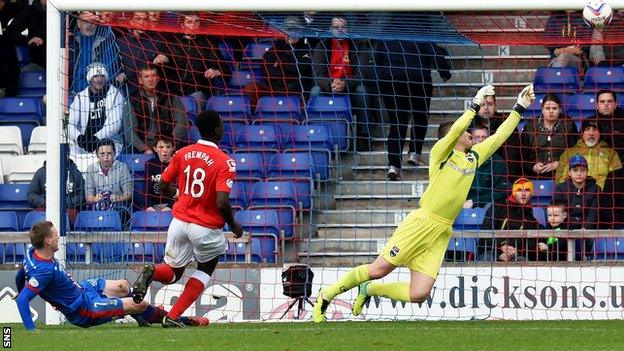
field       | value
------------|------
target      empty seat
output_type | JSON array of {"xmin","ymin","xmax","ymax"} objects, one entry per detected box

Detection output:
[
  {"xmin": 250, "ymin": 181, "xmax": 298, "ymax": 208},
  {"xmin": 306, "ymin": 95, "xmax": 352, "ymax": 151},
  {"xmin": 582, "ymin": 66, "xmax": 624, "ymax": 92},
  {"xmin": 70, "ymin": 153, "xmax": 98, "ymax": 174},
  {"xmin": 130, "ymin": 211, "xmax": 173, "ymax": 231},
  {"xmin": 268, "ymin": 152, "xmax": 328, "ymax": 181},
  {"xmin": 228, "ymin": 70, "xmax": 264, "ymax": 92},
  {"xmin": 446, "ymin": 238, "xmax": 477, "ymax": 261},
  {"xmin": 0, "ymin": 211, "xmax": 19, "ymax": 231},
  {"xmin": 74, "ymin": 211, "xmax": 122, "ymax": 231},
  {"xmin": 533, "ymin": 67, "xmax": 580, "ymax": 93},
  {"xmin": 27, "ymin": 126, "xmax": 47, "ymax": 154},
  {"xmin": 8, "ymin": 154, "xmax": 45, "ymax": 183},
  {"xmin": 281, "ymin": 124, "xmax": 333, "ymax": 152},
  {"xmin": 532, "ymin": 179, "xmax": 555, "ymax": 205},
  {"xmin": 0, "ymin": 126, "xmax": 23, "ymax": 155},
  {"xmin": 524, "ymin": 93, "xmax": 549, "ymax": 119},
  {"xmin": 15, "ymin": 46, "xmax": 30, "ymax": 69},
  {"xmin": 592, "ymin": 237, "xmax": 624, "ymax": 260},
  {"xmin": 452, "ymin": 206, "xmax": 489, "ymax": 231},
  {"xmin": 206, "ymin": 95, "xmax": 251, "ymax": 123},
  {"xmin": 118, "ymin": 153, "xmax": 153, "ymax": 179},
  {"xmin": 532, "ymin": 206, "xmax": 547, "ymax": 227},
  {"xmin": 566, "ymin": 93, "xmax": 597, "ymax": 120},
  {"xmin": 17, "ymin": 71, "xmax": 46, "ymax": 98},
  {"xmin": 92, "ymin": 242, "xmax": 125, "ymax": 263},
  {"xmin": 219, "ymin": 123, "xmax": 238, "ymax": 152},
  {"xmin": 230, "ymin": 181, "xmax": 250, "ymax": 209},
  {"xmin": 0, "ymin": 184, "xmax": 29, "ymax": 210},
  {"xmin": 66, "ymin": 243, "xmax": 87, "ymax": 263},
  {"xmin": 235, "ymin": 125, "xmax": 280, "ymax": 151},
  {"xmin": 254, "ymin": 96, "xmax": 302, "ymax": 123},
  {"xmin": 0, "ymin": 97, "xmax": 44, "ymax": 147},
  {"xmin": 180, "ymin": 96, "xmax": 199, "ymax": 125},
  {"xmin": 251, "ymin": 236, "xmax": 277, "ymax": 263},
  {"xmin": 4, "ymin": 243, "xmax": 30, "ymax": 263},
  {"xmin": 232, "ymin": 152, "xmax": 266, "ymax": 179},
  {"xmin": 234, "ymin": 209, "xmax": 280, "ymax": 236},
  {"xmin": 22, "ymin": 210, "xmax": 70, "ymax": 230},
  {"xmin": 124, "ymin": 242, "xmax": 159, "ymax": 263}
]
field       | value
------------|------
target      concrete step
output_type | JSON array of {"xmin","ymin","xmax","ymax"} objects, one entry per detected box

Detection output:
[
  {"xmin": 431, "ymin": 68, "xmax": 535, "ymax": 85},
  {"xmin": 449, "ymin": 57, "xmax": 550, "ymax": 70},
  {"xmin": 317, "ymin": 209, "xmax": 413, "ymax": 225},
  {"xmin": 351, "ymin": 164, "xmax": 429, "ymax": 181},
  {"xmin": 445, "ymin": 44, "xmax": 550, "ymax": 57},
  {"xmin": 433, "ymin": 84, "xmax": 536, "ymax": 98},
  {"xmin": 315, "ymin": 225, "xmax": 396, "ymax": 239},
  {"xmin": 331, "ymin": 194, "xmax": 421, "ymax": 210},
  {"xmin": 302, "ymin": 238, "xmax": 381, "ymax": 253},
  {"xmin": 330, "ymin": 180, "xmax": 428, "ymax": 196},
  {"xmin": 447, "ymin": 14, "xmax": 549, "ymax": 32}
]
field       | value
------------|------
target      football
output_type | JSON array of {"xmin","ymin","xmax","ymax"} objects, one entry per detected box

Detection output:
[{"xmin": 583, "ymin": 0, "xmax": 613, "ymax": 28}]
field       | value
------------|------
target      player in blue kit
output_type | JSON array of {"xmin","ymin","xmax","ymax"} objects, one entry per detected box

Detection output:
[{"xmin": 15, "ymin": 221, "xmax": 207, "ymax": 330}]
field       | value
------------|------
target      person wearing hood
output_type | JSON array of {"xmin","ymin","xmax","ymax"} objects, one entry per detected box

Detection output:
[
  {"xmin": 67, "ymin": 62, "xmax": 126, "ymax": 156},
  {"xmin": 555, "ymin": 119, "xmax": 622, "ymax": 189},
  {"xmin": 27, "ymin": 160, "xmax": 86, "ymax": 225}
]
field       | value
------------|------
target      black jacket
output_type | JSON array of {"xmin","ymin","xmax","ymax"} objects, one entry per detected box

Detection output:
[
  {"xmin": 28, "ymin": 161, "xmax": 85, "ymax": 209},
  {"xmin": 553, "ymin": 177, "xmax": 600, "ymax": 229}
]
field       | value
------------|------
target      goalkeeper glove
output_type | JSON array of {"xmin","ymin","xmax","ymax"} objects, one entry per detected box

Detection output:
[
  {"xmin": 512, "ymin": 84, "xmax": 535, "ymax": 114},
  {"xmin": 470, "ymin": 84, "xmax": 495, "ymax": 111}
]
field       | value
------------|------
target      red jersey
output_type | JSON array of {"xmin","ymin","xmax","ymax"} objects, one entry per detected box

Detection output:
[{"xmin": 162, "ymin": 140, "xmax": 236, "ymax": 229}]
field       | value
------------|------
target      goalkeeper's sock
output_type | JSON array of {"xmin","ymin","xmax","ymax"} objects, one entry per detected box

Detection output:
[
  {"xmin": 367, "ymin": 282, "xmax": 411, "ymax": 302},
  {"xmin": 137, "ymin": 304, "xmax": 168, "ymax": 324},
  {"xmin": 152, "ymin": 263, "xmax": 175, "ymax": 284},
  {"xmin": 323, "ymin": 265, "xmax": 370, "ymax": 301},
  {"xmin": 167, "ymin": 270, "xmax": 210, "ymax": 320}
]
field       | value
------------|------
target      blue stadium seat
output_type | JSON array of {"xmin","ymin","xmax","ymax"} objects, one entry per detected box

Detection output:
[
  {"xmin": 242, "ymin": 42, "xmax": 272, "ymax": 60},
  {"xmin": 227, "ymin": 70, "xmax": 264, "ymax": 92},
  {"xmin": 222, "ymin": 241, "xmax": 247, "ymax": 263},
  {"xmin": 4, "ymin": 243, "xmax": 30, "ymax": 263},
  {"xmin": 206, "ymin": 95, "xmax": 251, "ymax": 124},
  {"xmin": 533, "ymin": 67, "xmax": 580, "ymax": 93},
  {"xmin": 254, "ymin": 96, "xmax": 303, "ymax": 123},
  {"xmin": 0, "ymin": 211, "xmax": 19, "ymax": 231},
  {"xmin": 92, "ymin": 242, "xmax": 125, "ymax": 263},
  {"xmin": 187, "ymin": 126, "xmax": 202, "ymax": 144},
  {"xmin": 15, "ymin": 46, "xmax": 30, "ymax": 69},
  {"xmin": 250, "ymin": 181, "xmax": 298, "ymax": 208},
  {"xmin": 268, "ymin": 152, "xmax": 328, "ymax": 181},
  {"xmin": 230, "ymin": 181, "xmax": 250, "ymax": 209},
  {"xmin": 232, "ymin": 152, "xmax": 266, "ymax": 180},
  {"xmin": 0, "ymin": 184, "xmax": 29, "ymax": 210},
  {"xmin": 453, "ymin": 206, "xmax": 488, "ymax": 231},
  {"xmin": 234, "ymin": 209, "xmax": 280, "ymax": 236},
  {"xmin": 219, "ymin": 123, "xmax": 238, "ymax": 152},
  {"xmin": 306, "ymin": 95, "xmax": 352, "ymax": 151},
  {"xmin": 124, "ymin": 242, "xmax": 158, "ymax": 263},
  {"xmin": 118, "ymin": 153, "xmax": 153, "ymax": 179},
  {"xmin": 592, "ymin": 237, "xmax": 624, "ymax": 260},
  {"xmin": 446, "ymin": 238, "xmax": 477, "ymax": 261},
  {"xmin": 280, "ymin": 124, "xmax": 333, "ymax": 152},
  {"xmin": 17, "ymin": 71, "xmax": 46, "ymax": 98},
  {"xmin": 22, "ymin": 211, "xmax": 70, "ymax": 231},
  {"xmin": 74, "ymin": 211, "xmax": 122, "ymax": 231},
  {"xmin": 524, "ymin": 93, "xmax": 548, "ymax": 119},
  {"xmin": 130, "ymin": 211, "xmax": 173, "ymax": 232},
  {"xmin": 180, "ymin": 96, "xmax": 199, "ymax": 125},
  {"xmin": 0, "ymin": 97, "xmax": 44, "ymax": 147},
  {"xmin": 566, "ymin": 93, "xmax": 597, "ymax": 120},
  {"xmin": 532, "ymin": 179, "xmax": 555, "ymax": 205},
  {"xmin": 582, "ymin": 66, "xmax": 624, "ymax": 92},
  {"xmin": 217, "ymin": 41, "xmax": 238, "ymax": 72},
  {"xmin": 532, "ymin": 207, "xmax": 547, "ymax": 227},
  {"xmin": 251, "ymin": 236, "xmax": 277, "ymax": 263},
  {"xmin": 235, "ymin": 125, "xmax": 280, "ymax": 151},
  {"xmin": 65, "ymin": 243, "xmax": 87, "ymax": 263}
]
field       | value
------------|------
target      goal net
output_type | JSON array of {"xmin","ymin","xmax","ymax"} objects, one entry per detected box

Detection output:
[{"xmin": 44, "ymin": 8, "xmax": 624, "ymax": 322}]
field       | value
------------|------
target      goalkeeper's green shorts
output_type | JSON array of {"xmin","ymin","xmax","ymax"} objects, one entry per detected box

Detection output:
[{"xmin": 381, "ymin": 208, "xmax": 452, "ymax": 279}]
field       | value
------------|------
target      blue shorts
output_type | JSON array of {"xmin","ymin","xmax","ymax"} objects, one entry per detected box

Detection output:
[{"xmin": 65, "ymin": 278, "xmax": 125, "ymax": 328}]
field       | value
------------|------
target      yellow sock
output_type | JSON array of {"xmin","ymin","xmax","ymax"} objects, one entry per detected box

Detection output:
[
  {"xmin": 367, "ymin": 282, "xmax": 411, "ymax": 302},
  {"xmin": 323, "ymin": 265, "xmax": 370, "ymax": 301}
]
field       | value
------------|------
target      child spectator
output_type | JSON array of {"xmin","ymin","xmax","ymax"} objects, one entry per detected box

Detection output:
[
  {"xmin": 144, "ymin": 135, "xmax": 177, "ymax": 211},
  {"xmin": 536, "ymin": 203, "xmax": 569, "ymax": 261},
  {"xmin": 554, "ymin": 154, "xmax": 599, "ymax": 229}
]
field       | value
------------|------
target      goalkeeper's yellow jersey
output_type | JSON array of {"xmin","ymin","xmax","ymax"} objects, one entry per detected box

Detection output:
[{"xmin": 419, "ymin": 108, "xmax": 521, "ymax": 224}]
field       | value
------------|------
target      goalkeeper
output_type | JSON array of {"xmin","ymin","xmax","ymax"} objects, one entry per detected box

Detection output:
[
  {"xmin": 14, "ymin": 221, "xmax": 207, "ymax": 330},
  {"xmin": 313, "ymin": 84, "xmax": 535, "ymax": 322}
]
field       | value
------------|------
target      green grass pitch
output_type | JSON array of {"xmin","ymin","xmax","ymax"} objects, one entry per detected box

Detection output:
[{"xmin": 6, "ymin": 320, "xmax": 624, "ymax": 351}]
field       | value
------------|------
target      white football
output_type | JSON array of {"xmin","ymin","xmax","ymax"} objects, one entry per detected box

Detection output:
[{"xmin": 583, "ymin": 0, "xmax": 613, "ymax": 28}]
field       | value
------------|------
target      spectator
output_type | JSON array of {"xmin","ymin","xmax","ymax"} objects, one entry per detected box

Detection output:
[
  {"xmin": 367, "ymin": 39, "xmax": 451, "ymax": 177},
  {"xmin": 243, "ymin": 16, "xmax": 313, "ymax": 106},
  {"xmin": 588, "ymin": 11, "xmax": 624, "ymax": 66},
  {"xmin": 0, "ymin": 0, "xmax": 25, "ymax": 96},
  {"xmin": 555, "ymin": 120, "xmax": 622, "ymax": 189},
  {"xmin": 84, "ymin": 139, "xmax": 133, "ymax": 225},
  {"xmin": 553, "ymin": 154, "xmax": 599, "ymax": 229},
  {"xmin": 125, "ymin": 64, "xmax": 188, "ymax": 154},
  {"xmin": 543, "ymin": 10, "xmax": 592, "ymax": 70},
  {"xmin": 167, "ymin": 13, "xmax": 229, "ymax": 111},
  {"xmin": 4, "ymin": 0, "xmax": 45, "ymax": 71},
  {"xmin": 70, "ymin": 11, "xmax": 120, "ymax": 93},
  {"xmin": 478, "ymin": 94, "xmax": 523, "ymax": 177},
  {"xmin": 67, "ymin": 62, "xmax": 126, "ymax": 156},
  {"xmin": 480, "ymin": 177, "xmax": 540, "ymax": 262},
  {"xmin": 588, "ymin": 90, "xmax": 624, "ymax": 161},
  {"xmin": 27, "ymin": 160, "xmax": 85, "ymax": 224},
  {"xmin": 310, "ymin": 15, "xmax": 374, "ymax": 151},
  {"xmin": 599, "ymin": 167, "xmax": 624, "ymax": 229},
  {"xmin": 115, "ymin": 11, "xmax": 167, "ymax": 95},
  {"xmin": 144, "ymin": 135, "xmax": 176, "ymax": 211},
  {"xmin": 464, "ymin": 119, "xmax": 508, "ymax": 209},
  {"xmin": 521, "ymin": 93, "xmax": 578, "ymax": 178},
  {"xmin": 537, "ymin": 203, "xmax": 569, "ymax": 262}
]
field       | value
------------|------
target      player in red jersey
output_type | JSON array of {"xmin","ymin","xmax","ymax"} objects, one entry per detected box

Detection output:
[{"xmin": 133, "ymin": 110, "xmax": 243, "ymax": 328}]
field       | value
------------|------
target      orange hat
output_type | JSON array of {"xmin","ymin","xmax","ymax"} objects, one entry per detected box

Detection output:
[{"xmin": 512, "ymin": 177, "xmax": 534, "ymax": 194}]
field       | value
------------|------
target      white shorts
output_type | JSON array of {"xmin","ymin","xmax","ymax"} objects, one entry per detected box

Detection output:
[{"xmin": 164, "ymin": 217, "xmax": 228, "ymax": 268}]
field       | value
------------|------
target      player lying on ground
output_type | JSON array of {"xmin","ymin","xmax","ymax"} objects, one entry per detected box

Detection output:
[
  {"xmin": 312, "ymin": 84, "xmax": 536, "ymax": 322},
  {"xmin": 132, "ymin": 110, "xmax": 244, "ymax": 328},
  {"xmin": 14, "ymin": 221, "xmax": 208, "ymax": 330}
]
